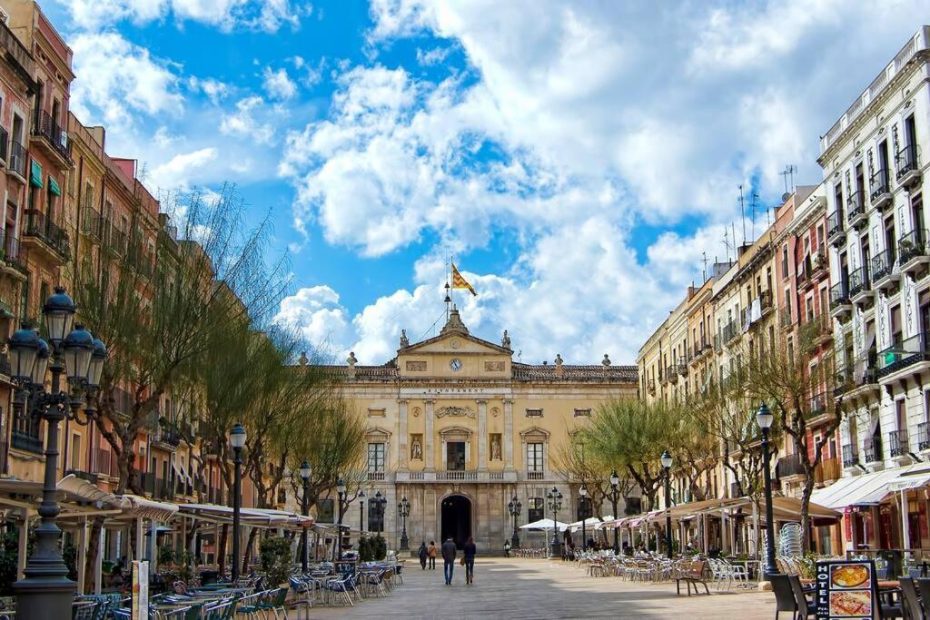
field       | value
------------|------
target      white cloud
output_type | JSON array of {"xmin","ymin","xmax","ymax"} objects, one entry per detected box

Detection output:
[
  {"xmin": 69, "ymin": 32, "xmax": 183, "ymax": 131},
  {"xmin": 219, "ymin": 96, "xmax": 275, "ymax": 145},
  {"xmin": 55, "ymin": 0, "xmax": 308, "ymax": 32},
  {"xmin": 274, "ymin": 285, "xmax": 352, "ymax": 353},
  {"xmin": 262, "ymin": 67, "xmax": 298, "ymax": 100},
  {"xmin": 188, "ymin": 77, "xmax": 231, "ymax": 105},
  {"xmin": 149, "ymin": 147, "xmax": 218, "ymax": 190}
]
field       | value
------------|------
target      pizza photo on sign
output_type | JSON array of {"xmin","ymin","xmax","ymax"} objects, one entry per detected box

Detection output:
[
  {"xmin": 829, "ymin": 590, "xmax": 872, "ymax": 617},
  {"xmin": 831, "ymin": 564, "xmax": 870, "ymax": 589}
]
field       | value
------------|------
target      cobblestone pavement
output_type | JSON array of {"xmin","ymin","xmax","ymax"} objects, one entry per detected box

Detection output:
[{"xmin": 307, "ymin": 557, "xmax": 778, "ymax": 619}]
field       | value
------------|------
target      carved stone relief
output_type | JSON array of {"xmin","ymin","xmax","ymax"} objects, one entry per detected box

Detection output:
[{"xmin": 436, "ymin": 406, "xmax": 475, "ymax": 418}]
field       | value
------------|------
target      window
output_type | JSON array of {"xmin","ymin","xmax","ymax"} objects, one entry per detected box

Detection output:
[
  {"xmin": 367, "ymin": 443, "xmax": 385, "ymax": 472},
  {"xmin": 70, "ymin": 433, "xmax": 81, "ymax": 471},
  {"xmin": 573, "ymin": 408, "xmax": 591, "ymax": 418},
  {"xmin": 316, "ymin": 498, "xmax": 334, "ymax": 523},
  {"xmin": 527, "ymin": 443, "xmax": 544, "ymax": 472},
  {"xmin": 781, "ymin": 245, "xmax": 789, "ymax": 279},
  {"xmin": 11, "ymin": 403, "xmax": 41, "ymax": 453},
  {"xmin": 525, "ymin": 408, "xmax": 543, "ymax": 418},
  {"xmin": 624, "ymin": 497, "xmax": 642, "ymax": 515},
  {"xmin": 368, "ymin": 500, "xmax": 384, "ymax": 532},
  {"xmin": 446, "ymin": 442, "xmax": 465, "ymax": 471},
  {"xmin": 527, "ymin": 497, "xmax": 544, "ymax": 523}
]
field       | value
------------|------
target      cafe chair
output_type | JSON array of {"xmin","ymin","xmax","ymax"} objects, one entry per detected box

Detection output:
[
  {"xmin": 787, "ymin": 575, "xmax": 816, "ymax": 620},
  {"xmin": 899, "ymin": 578, "xmax": 924, "ymax": 620},
  {"xmin": 770, "ymin": 574, "xmax": 798, "ymax": 619}
]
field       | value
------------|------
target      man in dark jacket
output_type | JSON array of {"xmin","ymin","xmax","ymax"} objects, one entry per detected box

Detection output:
[{"xmin": 441, "ymin": 537, "xmax": 457, "ymax": 585}]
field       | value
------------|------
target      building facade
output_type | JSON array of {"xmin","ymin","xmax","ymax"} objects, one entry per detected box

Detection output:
[{"xmin": 322, "ymin": 308, "xmax": 638, "ymax": 549}]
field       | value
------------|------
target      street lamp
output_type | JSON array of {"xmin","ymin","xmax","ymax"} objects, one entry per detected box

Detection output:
[
  {"xmin": 12, "ymin": 287, "xmax": 109, "ymax": 620},
  {"xmin": 660, "ymin": 449, "xmax": 673, "ymax": 559},
  {"xmin": 609, "ymin": 470, "xmax": 620, "ymax": 552},
  {"xmin": 334, "ymin": 477, "xmax": 346, "ymax": 562},
  {"xmin": 359, "ymin": 490, "xmax": 366, "ymax": 535},
  {"xmin": 508, "ymin": 495, "xmax": 522, "ymax": 549},
  {"xmin": 398, "ymin": 496, "xmax": 410, "ymax": 551},
  {"xmin": 373, "ymin": 491, "xmax": 386, "ymax": 533},
  {"xmin": 757, "ymin": 402, "xmax": 778, "ymax": 579},
  {"xmin": 546, "ymin": 487, "xmax": 563, "ymax": 558},
  {"xmin": 299, "ymin": 460, "xmax": 311, "ymax": 572},
  {"xmin": 229, "ymin": 423, "xmax": 247, "ymax": 582},
  {"xmin": 579, "ymin": 484, "xmax": 589, "ymax": 552}
]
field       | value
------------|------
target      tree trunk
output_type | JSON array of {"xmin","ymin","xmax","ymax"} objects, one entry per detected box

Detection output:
[
  {"xmin": 218, "ymin": 524, "xmax": 228, "ymax": 578},
  {"xmin": 84, "ymin": 516, "xmax": 105, "ymax": 593},
  {"xmin": 242, "ymin": 527, "xmax": 258, "ymax": 575},
  {"xmin": 800, "ymin": 477, "xmax": 815, "ymax": 553}
]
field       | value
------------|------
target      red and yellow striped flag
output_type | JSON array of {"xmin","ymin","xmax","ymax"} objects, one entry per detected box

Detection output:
[{"xmin": 451, "ymin": 263, "xmax": 477, "ymax": 296}]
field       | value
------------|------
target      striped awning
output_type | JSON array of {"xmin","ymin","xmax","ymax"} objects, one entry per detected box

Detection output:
[{"xmin": 29, "ymin": 160, "xmax": 42, "ymax": 188}]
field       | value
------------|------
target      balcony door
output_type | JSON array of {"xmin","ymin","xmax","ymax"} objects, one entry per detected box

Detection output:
[
  {"xmin": 446, "ymin": 441, "xmax": 465, "ymax": 471},
  {"xmin": 912, "ymin": 194, "xmax": 925, "ymax": 244}
]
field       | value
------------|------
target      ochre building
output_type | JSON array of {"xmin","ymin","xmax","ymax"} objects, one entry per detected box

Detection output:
[{"xmin": 324, "ymin": 308, "xmax": 638, "ymax": 550}]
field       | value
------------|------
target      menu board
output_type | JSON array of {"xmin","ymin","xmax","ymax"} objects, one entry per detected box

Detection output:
[
  {"xmin": 815, "ymin": 560, "xmax": 877, "ymax": 619},
  {"xmin": 131, "ymin": 560, "xmax": 149, "ymax": 620}
]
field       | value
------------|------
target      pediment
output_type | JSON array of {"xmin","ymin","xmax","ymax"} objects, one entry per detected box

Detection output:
[{"xmin": 399, "ymin": 332, "xmax": 512, "ymax": 356}]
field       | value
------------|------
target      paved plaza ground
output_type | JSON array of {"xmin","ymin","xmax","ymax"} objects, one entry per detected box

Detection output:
[{"xmin": 309, "ymin": 557, "xmax": 779, "ymax": 619}]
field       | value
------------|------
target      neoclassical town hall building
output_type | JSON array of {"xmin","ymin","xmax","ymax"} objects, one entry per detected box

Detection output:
[{"xmin": 318, "ymin": 308, "xmax": 638, "ymax": 550}]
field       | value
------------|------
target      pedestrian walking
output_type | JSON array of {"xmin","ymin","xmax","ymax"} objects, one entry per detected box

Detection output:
[
  {"xmin": 504, "ymin": 539, "xmax": 511, "ymax": 557},
  {"xmin": 463, "ymin": 536, "xmax": 477, "ymax": 584},
  {"xmin": 428, "ymin": 540, "xmax": 437, "ymax": 569},
  {"xmin": 418, "ymin": 541, "xmax": 428, "ymax": 570},
  {"xmin": 441, "ymin": 537, "xmax": 457, "ymax": 585}
]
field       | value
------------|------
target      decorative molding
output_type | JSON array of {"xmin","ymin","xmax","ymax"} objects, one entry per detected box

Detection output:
[
  {"xmin": 405, "ymin": 360, "xmax": 427, "ymax": 371},
  {"xmin": 436, "ymin": 405, "xmax": 475, "ymax": 419},
  {"xmin": 484, "ymin": 361, "xmax": 505, "ymax": 372},
  {"xmin": 367, "ymin": 408, "xmax": 386, "ymax": 417},
  {"xmin": 365, "ymin": 426, "xmax": 392, "ymax": 441}
]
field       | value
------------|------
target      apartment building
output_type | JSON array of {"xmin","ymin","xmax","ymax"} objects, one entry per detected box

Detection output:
[{"xmin": 814, "ymin": 26, "xmax": 930, "ymax": 552}]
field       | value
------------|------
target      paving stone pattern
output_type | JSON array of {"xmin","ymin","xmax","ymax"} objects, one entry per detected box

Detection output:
[{"xmin": 309, "ymin": 557, "xmax": 779, "ymax": 619}]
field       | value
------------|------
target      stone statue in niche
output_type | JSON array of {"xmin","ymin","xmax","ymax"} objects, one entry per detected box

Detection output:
[
  {"xmin": 490, "ymin": 434, "xmax": 502, "ymax": 461},
  {"xmin": 411, "ymin": 434, "xmax": 423, "ymax": 460}
]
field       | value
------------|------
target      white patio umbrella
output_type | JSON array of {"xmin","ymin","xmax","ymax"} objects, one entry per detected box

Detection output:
[
  {"xmin": 567, "ymin": 516, "xmax": 614, "ymax": 532},
  {"xmin": 520, "ymin": 518, "xmax": 569, "ymax": 532}
]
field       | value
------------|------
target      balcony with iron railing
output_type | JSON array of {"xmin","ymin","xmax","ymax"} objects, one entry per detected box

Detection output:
[
  {"xmin": 889, "ymin": 429, "xmax": 910, "ymax": 458},
  {"xmin": 23, "ymin": 209, "xmax": 70, "ymax": 261},
  {"xmin": 779, "ymin": 305, "xmax": 793, "ymax": 329},
  {"xmin": 847, "ymin": 191, "xmax": 867, "ymax": 228},
  {"xmin": 870, "ymin": 249, "xmax": 898, "ymax": 290},
  {"xmin": 776, "ymin": 453, "xmax": 805, "ymax": 479},
  {"xmin": 863, "ymin": 437, "xmax": 883, "ymax": 464},
  {"xmin": 665, "ymin": 365, "xmax": 678, "ymax": 384},
  {"xmin": 32, "ymin": 109, "xmax": 72, "ymax": 165},
  {"xmin": 8, "ymin": 139, "xmax": 26, "ymax": 180},
  {"xmin": 721, "ymin": 319, "xmax": 740, "ymax": 344},
  {"xmin": 842, "ymin": 443, "xmax": 859, "ymax": 468},
  {"xmin": 827, "ymin": 210, "xmax": 846, "ymax": 245},
  {"xmin": 848, "ymin": 265, "xmax": 871, "ymax": 301},
  {"xmin": 1, "ymin": 231, "xmax": 27, "ymax": 275},
  {"xmin": 0, "ymin": 126, "xmax": 8, "ymax": 164},
  {"xmin": 896, "ymin": 144, "xmax": 921, "ymax": 187},
  {"xmin": 870, "ymin": 168, "xmax": 892, "ymax": 209},
  {"xmin": 878, "ymin": 334, "xmax": 930, "ymax": 378},
  {"xmin": 836, "ymin": 350, "xmax": 878, "ymax": 396},
  {"xmin": 81, "ymin": 206, "xmax": 103, "ymax": 240},
  {"xmin": 799, "ymin": 312, "xmax": 831, "ymax": 348},
  {"xmin": 898, "ymin": 229, "xmax": 929, "ymax": 272},
  {"xmin": 11, "ymin": 430, "xmax": 42, "ymax": 454},
  {"xmin": 918, "ymin": 422, "xmax": 930, "ymax": 452},
  {"xmin": 807, "ymin": 391, "xmax": 828, "ymax": 419},
  {"xmin": 829, "ymin": 281, "xmax": 851, "ymax": 318}
]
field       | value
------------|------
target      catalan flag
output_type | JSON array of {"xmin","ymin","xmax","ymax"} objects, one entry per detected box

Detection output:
[{"xmin": 451, "ymin": 263, "xmax": 477, "ymax": 296}]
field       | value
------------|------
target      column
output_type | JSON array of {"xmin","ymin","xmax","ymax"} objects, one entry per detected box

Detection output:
[
  {"xmin": 503, "ymin": 399, "xmax": 514, "ymax": 470},
  {"xmin": 77, "ymin": 517, "xmax": 88, "ymax": 594},
  {"xmin": 477, "ymin": 400, "xmax": 488, "ymax": 471},
  {"xmin": 425, "ymin": 400, "xmax": 435, "ymax": 470},
  {"xmin": 398, "ymin": 400, "xmax": 409, "ymax": 470},
  {"xmin": 17, "ymin": 509, "xmax": 27, "ymax": 580}
]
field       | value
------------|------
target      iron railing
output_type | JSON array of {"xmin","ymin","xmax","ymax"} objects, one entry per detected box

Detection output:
[
  {"xmin": 918, "ymin": 422, "xmax": 930, "ymax": 452},
  {"xmin": 863, "ymin": 437, "xmax": 883, "ymax": 463},
  {"xmin": 896, "ymin": 144, "xmax": 919, "ymax": 181},
  {"xmin": 848, "ymin": 265, "xmax": 870, "ymax": 297},
  {"xmin": 889, "ymin": 429, "xmax": 910, "ymax": 457},
  {"xmin": 871, "ymin": 249, "xmax": 896, "ymax": 282},
  {"xmin": 898, "ymin": 229, "xmax": 928, "ymax": 265},
  {"xmin": 776, "ymin": 453, "xmax": 805, "ymax": 478},
  {"xmin": 830, "ymin": 281, "xmax": 850, "ymax": 308},
  {"xmin": 33, "ymin": 109, "xmax": 71, "ymax": 162},
  {"xmin": 842, "ymin": 443, "xmax": 859, "ymax": 468},
  {"xmin": 827, "ymin": 210, "xmax": 845, "ymax": 239},
  {"xmin": 8, "ymin": 139, "xmax": 26, "ymax": 178},
  {"xmin": 24, "ymin": 209, "xmax": 70, "ymax": 258},
  {"xmin": 847, "ymin": 191, "xmax": 866, "ymax": 220},
  {"xmin": 878, "ymin": 334, "xmax": 930, "ymax": 376},
  {"xmin": 870, "ymin": 168, "xmax": 890, "ymax": 202}
]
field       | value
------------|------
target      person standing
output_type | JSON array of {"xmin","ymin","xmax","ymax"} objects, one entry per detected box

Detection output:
[
  {"xmin": 441, "ymin": 537, "xmax": 457, "ymax": 585},
  {"xmin": 428, "ymin": 540, "xmax": 437, "ymax": 570},
  {"xmin": 418, "ymin": 541, "xmax": 428, "ymax": 570},
  {"xmin": 463, "ymin": 536, "xmax": 477, "ymax": 585}
]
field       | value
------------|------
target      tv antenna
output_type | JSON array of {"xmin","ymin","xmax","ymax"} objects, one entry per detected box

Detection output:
[
  {"xmin": 780, "ymin": 165, "xmax": 796, "ymax": 195},
  {"xmin": 738, "ymin": 185, "xmax": 746, "ymax": 244}
]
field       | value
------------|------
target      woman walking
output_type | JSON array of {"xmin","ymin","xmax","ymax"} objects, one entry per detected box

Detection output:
[
  {"xmin": 463, "ymin": 536, "xmax": 477, "ymax": 585},
  {"xmin": 418, "ymin": 541, "xmax": 428, "ymax": 570},
  {"xmin": 427, "ymin": 540, "xmax": 437, "ymax": 570}
]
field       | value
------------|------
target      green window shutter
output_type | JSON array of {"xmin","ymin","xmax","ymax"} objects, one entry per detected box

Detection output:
[
  {"xmin": 49, "ymin": 177, "xmax": 61, "ymax": 197},
  {"xmin": 29, "ymin": 160, "xmax": 43, "ymax": 188}
]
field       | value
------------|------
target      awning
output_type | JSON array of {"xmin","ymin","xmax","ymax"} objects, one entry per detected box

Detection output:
[
  {"xmin": 810, "ymin": 464, "xmax": 929, "ymax": 510},
  {"xmin": 566, "ymin": 516, "xmax": 613, "ymax": 532},
  {"xmin": 118, "ymin": 494, "xmax": 179, "ymax": 522},
  {"xmin": 29, "ymin": 160, "xmax": 42, "ymax": 188},
  {"xmin": 175, "ymin": 503, "xmax": 312, "ymax": 529},
  {"xmin": 48, "ymin": 177, "xmax": 61, "ymax": 196},
  {"xmin": 519, "ymin": 518, "xmax": 568, "ymax": 531}
]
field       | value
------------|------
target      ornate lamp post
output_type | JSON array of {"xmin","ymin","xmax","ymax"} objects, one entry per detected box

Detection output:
[
  {"xmin": 334, "ymin": 477, "xmax": 346, "ymax": 561},
  {"xmin": 546, "ymin": 487, "xmax": 563, "ymax": 558},
  {"xmin": 508, "ymin": 495, "xmax": 522, "ymax": 549},
  {"xmin": 299, "ymin": 460, "xmax": 311, "ymax": 572},
  {"xmin": 359, "ymin": 490, "xmax": 366, "ymax": 534},
  {"xmin": 579, "ymin": 484, "xmax": 589, "ymax": 552},
  {"xmin": 757, "ymin": 403, "xmax": 779, "ymax": 579},
  {"xmin": 229, "ymin": 423, "xmax": 247, "ymax": 581},
  {"xmin": 398, "ymin": 496, "xmax": 410, "ymax": 551},
  {"xmin": 12, "ymin": 288, "xmax": 107, "ymax": 620},
  {"xmin": 660, "ymin": 450, "xmax": 673, "ymax": 559},
  {"xmin": 373, "ymin": 491, "xmax": 386, "ymax": 533},
  {"xmin": 609, "ymin": 470, "xmax": 621, "ymax": 552}
]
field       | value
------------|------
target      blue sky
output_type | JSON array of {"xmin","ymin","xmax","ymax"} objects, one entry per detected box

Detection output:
[{"xmin": 46, "ymin": 0, "xmax": 927, "ymax": 364}]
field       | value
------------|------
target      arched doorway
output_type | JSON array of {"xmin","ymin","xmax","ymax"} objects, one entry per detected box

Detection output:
[{"xmin": 441, "ymin": 495, "xmax": 472, "ymax": 549}]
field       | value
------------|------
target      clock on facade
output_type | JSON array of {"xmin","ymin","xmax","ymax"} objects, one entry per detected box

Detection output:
[{"xmin": 450, "ymin": 358, "xmax": 463, "ymax": 372}]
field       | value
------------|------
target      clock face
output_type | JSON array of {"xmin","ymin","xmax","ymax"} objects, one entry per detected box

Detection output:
[{"xmin": 450, "ymin": 358, "xmax": 463, "ymax": 372}]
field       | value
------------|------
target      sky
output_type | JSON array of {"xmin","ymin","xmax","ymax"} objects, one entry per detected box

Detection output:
[{"xmin": 43, "ymin": 0, "xmax": 928, "ymax": 365}]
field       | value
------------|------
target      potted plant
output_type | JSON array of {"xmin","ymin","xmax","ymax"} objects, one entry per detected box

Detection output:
[{"xmin": 259, "ymin": 537, "xmax": 292, "ymax": 587}]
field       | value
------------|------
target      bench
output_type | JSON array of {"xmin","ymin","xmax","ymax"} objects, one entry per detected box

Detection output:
[{"xmin": 676, "ymin": 560, "xmax": 710, "ymax": 596}]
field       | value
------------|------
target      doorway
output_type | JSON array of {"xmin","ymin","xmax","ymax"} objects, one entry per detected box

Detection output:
[{"xmin": 440, "ymin": 495, "xmax": 472, "ymax": 549}]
